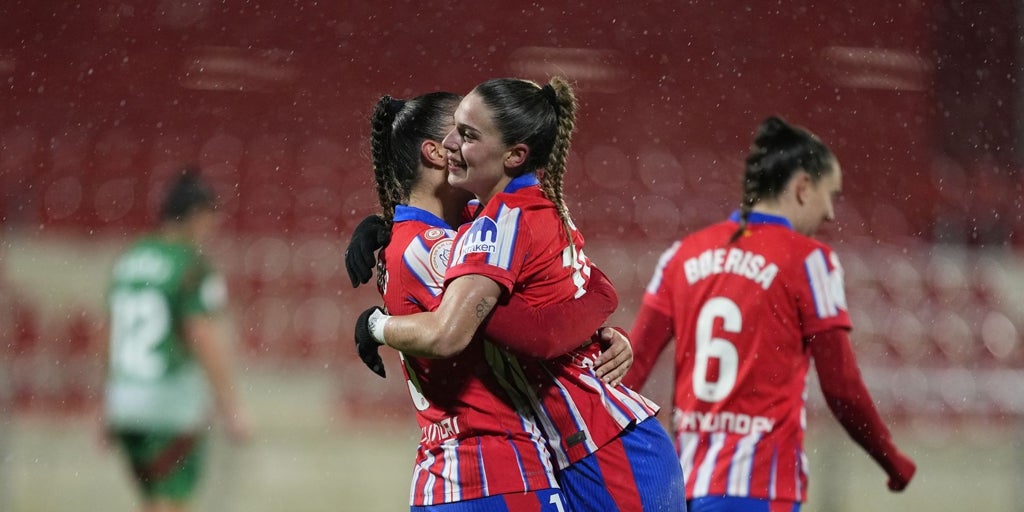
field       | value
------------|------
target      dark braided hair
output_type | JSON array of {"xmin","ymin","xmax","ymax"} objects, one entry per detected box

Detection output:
[
  {"xmin": 368, "ymin": 92, "xmax": 461, "ymax": 289},
  {"xmin": 160, "ymin": 165, "xmax": 216, "ymax": 223},
  {"xmin": 369, "ymin": 92, "xmax": 461, "ymax": 224},
  {"xmin": 473, "ymin": 76, "xmax": 578, "ymax": 248},
  {"xmin": 729, "ymin": 116, "xmax": 836, "ymax": 243}
]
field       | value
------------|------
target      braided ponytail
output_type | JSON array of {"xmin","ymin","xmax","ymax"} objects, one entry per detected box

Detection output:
[
  {"xmin": 729, "ymin": 176, "xmax": 760, "ymax": 243},
  {"xmin": 540, "ymin": 77, "xmax": 578, "ymax": 250},
  {"xmin": 369, "ymin": 92, "xmax": 463, "ymax": 222},
  {"xmin": 473, "ymin": 76, "xmax": 580, "ymax": 246},
  {"xmin": 366, "ymin": 92, "xmax": 462, "ymax": 290},
  {"xmin": 729, "ymin": 115, "xmax": 835, "ymax": 243},
  {"xmin": 369, "ymin": 96, "xmax": 405, "ymax": 224}
]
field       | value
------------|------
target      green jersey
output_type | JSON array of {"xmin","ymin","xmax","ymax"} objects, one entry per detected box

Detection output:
[{"xmin": 104, "ymin": 236, "xmax": 227, "ymax": 431}]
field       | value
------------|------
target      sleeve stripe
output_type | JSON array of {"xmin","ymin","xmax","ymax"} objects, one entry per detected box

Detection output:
[
  {"xmin": 805, "ymin": 249, "xmax": 837, "ymax": 318},
  {"xmin": 404, "ymin": 237, "xmax": 444, "ymax": 298}
]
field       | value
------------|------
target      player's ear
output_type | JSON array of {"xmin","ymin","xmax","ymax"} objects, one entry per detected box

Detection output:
[
  {"xmin": 793, "ymin": 170, "xmax": 812, "ymax": 205},
  {"xmin": 504, "ymin": 143, "xmax": 529, "ymax": 170},
  {"xmin": 421, "ymin": 139, "xmax": 447, "ymax": 168}
]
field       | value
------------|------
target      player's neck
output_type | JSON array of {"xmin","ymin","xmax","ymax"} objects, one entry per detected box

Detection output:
[
  {"xmin": 408, "ymin": 193, "xmax": 461, "ymax": 229},
  {"xmin": 751, "ymin": 203, "xmax": 793, "ymax": 223}
]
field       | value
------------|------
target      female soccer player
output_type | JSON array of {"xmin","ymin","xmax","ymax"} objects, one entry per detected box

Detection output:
[
  {"xmin": 102, "ymin": 168, "xmax": 251, "ymax": 512},
  {"xmin": 623, "ymin": 116, "xmax": 916, "ymax": 512},
  {"xmin": 356, "ymin": 77, "xmax": 687, "ymax": 511},
  {"xmin": 355, "ymin": 91, "xmax": 632, "ymax": 511}
]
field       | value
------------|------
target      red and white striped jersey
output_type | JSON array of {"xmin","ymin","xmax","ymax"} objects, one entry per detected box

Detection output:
[
  {"xmin": 381, "ymin": 204, "xmax": 558, "ymax": 506},
  {"xmin": 446, "ymin": 174, "xmax": 660, "ymax": 470},
  {"xmin": 639, "ymin": 211, "xmax": 852, "ymax": 502}
]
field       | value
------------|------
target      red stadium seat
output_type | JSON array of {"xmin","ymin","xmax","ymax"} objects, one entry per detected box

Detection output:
[
  {"xmin": 882, "ymin": 308, "xmax": 930, "ymax": 363},
  {"xmin": 635, "ymin": 146, "xmax": 688, "ymax": 198},
  {"xmin": 240, "ymin": 294, "xmax": 296, "ymax": 359},
  {"xmin": 292, "ymin": 185, "xmax": 344, "ymax": 235},
  {"xmin": 923, "ymin": 251, "xmax": 971, "ymax": 307},
  {"xmin": 289, "ymin": 236, "xmax": 344, "ymax": 294},
  {"xmin": 633, "ymin": 194, "xmax": 684, "ymax": 242},
  {"xmin": 928, "ymin": 311, "xmax": 977, "ymax": 364},
  {"xmin": 41, "ymin": 175, "xmax": 85, "ymax": 225},
  {"xmin": 582, "ymin": 144, "xmax": 634, "ymax": 191},
  {"xmin": 8, "ymin": 300, "xmax": 40, "ymax": 358},
  {"xmin": 877, "ymin": 251, "xmax": 927, "ymax": 308},
  {"xmin": 241, "ymin": 235, "xmax": 293, "ymax": 295},
  {"xmin": 980, "ymin": 310, "xmax": 1021, "ymax": 363},
  {"xmin": 288, "ymin": 294, "xmax": 345, "ymax": 361},
  {"xmin": 239, "ymin": 183, "xmax": 292, "ymax": 233}
]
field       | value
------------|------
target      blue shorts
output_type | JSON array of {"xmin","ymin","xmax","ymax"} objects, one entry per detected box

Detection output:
[
  {"xmin": 410, "ymin": 489, "xmax": 568, "ymax": 512},
  {"xmin": 688, "ymin": 497, "xmax": 801, "ymax": 512},
  {"xmin": 557, "ymin": 417, "xmax": 687, "ymax": 512}
]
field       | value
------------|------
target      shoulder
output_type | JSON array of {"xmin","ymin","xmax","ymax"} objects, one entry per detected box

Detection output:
[
  {"xmin": 670, "ymin": 221, "xmax": 733, "ymax": 257},
  {"xmin": 490, "ymin": 187, "xmax": 554, "ymax": 212},
  {"xmin": 745, "ymin": 224, "xmax": 831, "ymax": 261},
  {"xmin": 789, "ymin": 232, "xmax": 840, "ymax": 264},
  {"xmin": 390, "ymin": 221, "xmax": 454, "ymax": 273},
  {"xmin": 392, "ymin": 220, "xmax": 455, "ymax": 250}
]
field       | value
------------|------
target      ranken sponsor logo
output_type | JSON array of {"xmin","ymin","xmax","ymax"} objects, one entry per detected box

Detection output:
[{"xmin": 462, "ymin": 216, "xmax": 499, "ymax": 254}]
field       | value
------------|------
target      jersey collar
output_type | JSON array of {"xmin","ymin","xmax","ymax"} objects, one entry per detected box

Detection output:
[
  {"xmin": 394, "ymin": 204, "xmax": 454, "ymax": 229},
  {"xmin": 504, "ymin": 173, "xmax": 540, "ymax": 194},
  {"xmin": 729, "ymin": 210, "xmax": 793, "ymax": 230}
]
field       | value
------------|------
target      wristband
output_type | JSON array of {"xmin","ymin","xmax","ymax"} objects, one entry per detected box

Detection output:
[{"xmin": 368, "ymin": 308, "xmax": 389, "ymax": 345}]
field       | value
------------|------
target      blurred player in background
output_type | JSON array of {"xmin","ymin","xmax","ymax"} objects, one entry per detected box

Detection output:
[
  {"xmin": 624, "ymin": 116, "xmax": 916, "ymax": 512},
  {"xmin": 355, "ymin": 77, "xmax": 687, "ymax": 511},
  {"xmin": 101, "ymin": 168, "xmax": 251, "ymax": 512},
  {"xmin": 349, "ymin": 90, "xmax": 632, "ymax": 510}
]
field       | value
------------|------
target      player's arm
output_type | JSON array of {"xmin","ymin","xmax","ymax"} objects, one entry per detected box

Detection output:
[
  {"xmin": 483, "ymin": 266, "xmax": 630, "ymax": 385},
  {"xmin": 482, "ymin": 266, "xmax": 618, "ymax": 359},
  {"xmin": 622, "ymin": 302, "xmax": 675, "ymax": 390},
  {"xmin": 185, "ymin": 314, "xmax": 252, "ymax": 443},
  {"xmin": 369, "ymin": 274, "xmax": 503, "ymax": 359},
  {"xmin": 810, "ymin": 327, "xmax": 916, "ymax": 491}
]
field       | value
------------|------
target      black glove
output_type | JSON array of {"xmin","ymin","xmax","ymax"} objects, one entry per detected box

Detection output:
[
  {"xmin": 345, "ymin": 215, "xmax": 391, "ymax": 288},
  {"xmin": 354, "ymin": 306, "xmax": 387, "ymax": 378}
]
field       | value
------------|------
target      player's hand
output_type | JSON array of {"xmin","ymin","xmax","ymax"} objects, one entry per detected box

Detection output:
[
  {"xmin": 884, "ymin": 449, "xmax": 916, "ymax": 491},
  {"xmin": 354, "ymin": 306, "xmax": 387, "ymax": 378},
  {"xmin": 345, "ymin": 215, "xmax": 391, "ymax": 288},
  {"xmin": 593, "ymin": 326, "xmax": 632, "ymax": 387}
]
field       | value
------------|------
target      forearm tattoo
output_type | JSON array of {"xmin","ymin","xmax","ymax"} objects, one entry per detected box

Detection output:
[{"xmin": 475, "ymin": 297, "xmax": 495, "ymax": 320}]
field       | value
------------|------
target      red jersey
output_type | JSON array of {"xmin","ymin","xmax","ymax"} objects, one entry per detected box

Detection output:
[
  {"xmin": 382, "ymin": 205, "xmax": 557, "ymax": 506},
  {"xmin": 635, "ymin": 211, "xmax": 852, "ymax": 502},
  {"xmin": 446, "ymin": 174, "xmax": 660, "ymax": 470}
]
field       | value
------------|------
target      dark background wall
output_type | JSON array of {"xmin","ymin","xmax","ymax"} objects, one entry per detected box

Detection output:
[{"xmin": 5, "ymin": 0, "xmax": 1014, "ymax": 243}]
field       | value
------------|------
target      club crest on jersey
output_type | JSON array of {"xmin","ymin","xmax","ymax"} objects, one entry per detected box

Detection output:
[
  {"xmin": 428, "ymin": 239, "xmax": 452, "ymax": 277},
  {"xmin": 461, "ymin": 216, "xmax": 499, "ymax": 255}
]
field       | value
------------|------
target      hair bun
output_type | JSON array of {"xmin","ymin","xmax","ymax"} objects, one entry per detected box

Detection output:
[
  {"xmin": 540, "ymin": 84, "xmax": 558, "ymax": 107},
  {"xmin": 753, "ymin": 115, "xmax": 802, "ymax": 150},
  {"xmin": 386, "ymin": 96, "xmax": 406, "ymax": 116}
]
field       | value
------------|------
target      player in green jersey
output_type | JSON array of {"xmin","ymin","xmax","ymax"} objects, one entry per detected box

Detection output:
[{"xmin": 101, "ymin": 167, "xmax": 251, "ymax": 512}]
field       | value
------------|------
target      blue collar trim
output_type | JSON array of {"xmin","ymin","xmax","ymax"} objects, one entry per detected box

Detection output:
[
  {"xmin": 393, "ymin": 205, "xmax": 453, "ymax": 229},
  {"xmin": 505, "ymin": 173, "xmax": 539, "ymax": 193},
  {"xmin": 729, "ymin": 210, "xmax": 793, "ymax": 230}
]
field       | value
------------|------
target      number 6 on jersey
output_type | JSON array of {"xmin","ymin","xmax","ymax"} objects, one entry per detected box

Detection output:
[{"xmin": 693, "ymin": 297, "xmax": 740, "ymax": 402}]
